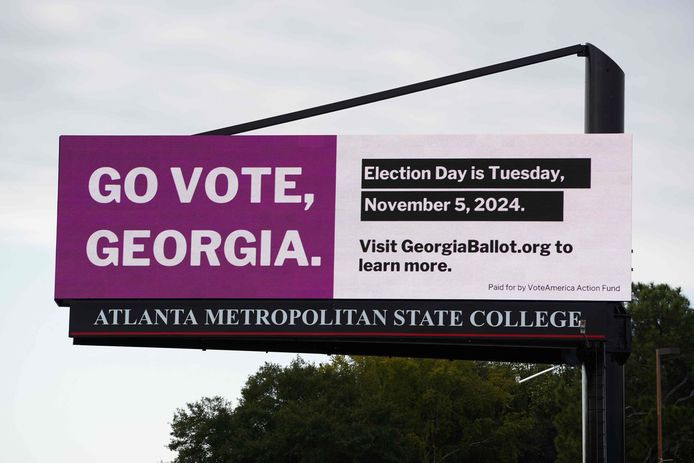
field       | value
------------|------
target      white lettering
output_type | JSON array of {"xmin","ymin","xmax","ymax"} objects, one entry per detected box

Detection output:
[
  {"xmin": 223, "ymin": 230, "xmax": 256, "ymax": 266},
  {"xmin": 88, "ymin": 167, "xmax": 121, "ymax": 203},
  {"xmin": 124, "ymin": 167, "xmax": 157, "ymax": 203},
  {"xmin": 123, "ymin": 230, "xmax": 150, "ymax": 266},
  {"xmin": 191, "ymin": 230, "xmax": 221, "ymax": 266},
  {"xmin": 153, "ymin": 230, "xmax": 187, "ymax": 266},
  {"xmin": 274, "ymin": 167, "xmax": 302, "ymax": 203},
  {"xmin": 274, "ymin": 230, "xmax": 308, "ymax": 266},
  {"xmin": 171, "ymin": 167, "xmax": 203, "ymax": 203},
  {"xmin": 205, "ymin": 167, "xmax": 238, "ymax": 203},
  {"xmin": 242, "ymin": 167, "xmax": 272, "ymax": 203},
  {"xmin": 86, "ymin": 230, "xmax": 119, "ymax": 266}
]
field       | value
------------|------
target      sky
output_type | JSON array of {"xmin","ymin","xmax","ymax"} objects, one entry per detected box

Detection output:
[{"xmin": 1, "ymin": 1, "xmax": 693, "ymax": 461}]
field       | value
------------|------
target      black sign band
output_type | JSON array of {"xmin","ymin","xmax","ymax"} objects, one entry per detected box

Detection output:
[{"xmin": 69, "ymin": 299, "xmax": 611, "ymax": 341}]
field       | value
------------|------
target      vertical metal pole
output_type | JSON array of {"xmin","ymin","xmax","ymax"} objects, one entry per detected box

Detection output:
[
  {"xmin": 583, "ymin": 43, "xmax": 626, "ymax": 463},
  {"xmin": 605, "ymin": 354, "xmax": 626, "ymax": 462},
  {"xmin": 584, "ymin": 344, "xmax": 607, "ymax": 462},
  {"xmin": 582, "ymin": 364, "xmax": 588, "ymax": 463},
  {"xmin": 656, "ymin": 349, "xmax": 663, "ymax": 462}
]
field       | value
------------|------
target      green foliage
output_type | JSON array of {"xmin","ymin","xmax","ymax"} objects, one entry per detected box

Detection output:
[
  {"xmin": 169, "ymin": 396, "xmax": 235, "ymax": 463},
  {"xmin": 624, "ymin": 283, "xmax": 694, "ymax": 462},
  {"xmin": 167, "ymin": 283, "xmax": 694, "ymax": 463},
  {"xmin": 169, "ymin": 358, "xmax": 573, "ymax": 463},
  {"xmin": 549, "ymin": 369, "xmax": 581, "ymax": 463},
  {"xmin": 511, "ymin": 364, "xmax": 581, "ymax": 463}
]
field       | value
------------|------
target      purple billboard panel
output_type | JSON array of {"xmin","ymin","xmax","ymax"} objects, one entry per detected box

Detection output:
[{"xmin": 56, "ymin": 136, "xmax": 337, "ymax": 301}]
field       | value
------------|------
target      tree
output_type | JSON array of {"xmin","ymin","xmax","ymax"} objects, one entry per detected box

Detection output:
[
  {"xmin": 511, "ymin": 363, "xmax": 581, "ymax": 463},
  {"xmin": 624, "ymin": 283, "xmax": 694, "ymax": 462},
  {"xmin": 169, "ymin": 357, "xmax": 546, "ymax": 462},
  {"xmin": 169, "ymin": 396, "xmax": 235, "ymax": 463}
]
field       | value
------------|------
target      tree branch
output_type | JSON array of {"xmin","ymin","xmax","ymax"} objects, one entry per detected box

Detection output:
[
  {"xmin": 641, "ymin": 443, "xmax": 654, "ymax": 463},
  {"xmin": 674, "ymin": 388, "xmax": 694, "ymax": 405},
  {"xmin": 625, "ymin": 405, "xmax": 648, "ymax": 419},
  {"xmin": 664, "ymin": 376, "xmax": 689, "ymax": 403}
]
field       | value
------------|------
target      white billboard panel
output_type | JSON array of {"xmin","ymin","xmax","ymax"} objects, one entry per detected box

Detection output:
[{"xmin": 333, "ymin": 134, "xmax": 631, "ymax": 301}]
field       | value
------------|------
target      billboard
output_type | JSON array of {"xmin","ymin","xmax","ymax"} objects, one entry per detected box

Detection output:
[{"xmin": 56, "ymin": 134, "xmax": 631, "ymax": 305}]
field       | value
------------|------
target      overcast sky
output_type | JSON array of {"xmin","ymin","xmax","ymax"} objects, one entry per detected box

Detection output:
[{"xmin": 2, "ymin": 1, "xmax": 693, "ymax": 461}]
